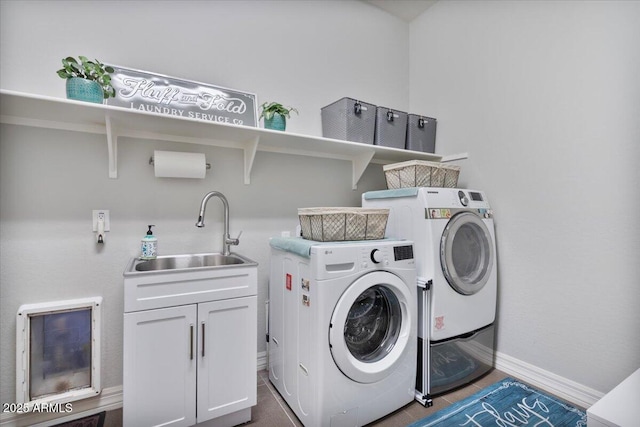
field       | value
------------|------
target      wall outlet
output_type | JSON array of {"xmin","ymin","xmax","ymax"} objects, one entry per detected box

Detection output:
[{"xmin": 92, "ymin": 210, "xmax": 110, "ymax": 231}]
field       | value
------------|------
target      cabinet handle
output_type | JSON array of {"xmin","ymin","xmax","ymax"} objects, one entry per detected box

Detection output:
[
  {"xmin": 190, "ymin": 324, "xmax": 194, "ymax": 360},
  {"xmin": 201, "ymin": 322, "xmax": 205, "ymax": 357}
]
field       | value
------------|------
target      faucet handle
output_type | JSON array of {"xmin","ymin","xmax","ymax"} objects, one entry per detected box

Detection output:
[{"xmin": 228, "ymin": 230, "xmax": 242, "ymax": 246}]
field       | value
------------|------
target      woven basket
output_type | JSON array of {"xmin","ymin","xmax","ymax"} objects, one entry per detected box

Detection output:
[
  {"xmin": 298, "ymin": 207, "xmax": 389, "ymax": 241},
  {"xmin": 383, "ymin": 160, "xmax": 460, "ymax": 189}
]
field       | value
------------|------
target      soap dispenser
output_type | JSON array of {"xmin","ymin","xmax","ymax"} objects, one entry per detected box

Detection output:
[{"xmin": 141, "ymin": 225, "xmax": 157, "ymax": 260}]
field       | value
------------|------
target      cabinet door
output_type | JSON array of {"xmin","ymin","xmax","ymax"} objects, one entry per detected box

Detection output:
[
  {"xmin": 197, "ymin": 296, "xmax": 257, "ymax": 423},
  {"xmin": 124, "ymin": 305, "xmax": 197, "ymax": 427}
]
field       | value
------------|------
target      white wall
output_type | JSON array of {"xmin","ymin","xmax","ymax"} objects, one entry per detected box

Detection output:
[
  {"xmin": 0, "ymin": 0, "xmax": 406, "ymax": 407},
  {"xmin": 0, "ymin": 0, "xmax": 410, "ymax": 135},
  {"xmin": 410, "ymin": 0, "xmax": 640, "ymax": 393},
  {"xmin": 3, "ymin": 0, "xmax": 638, "ymax": 413}
]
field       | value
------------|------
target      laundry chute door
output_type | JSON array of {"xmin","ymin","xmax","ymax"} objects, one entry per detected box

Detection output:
[
  {"xmin": 440, "ymin": 212, "xmax": 494, "ymax": 296},
  {"xmin": 329, "ymin": 271, "xmax": 413, "ymax": 384}
]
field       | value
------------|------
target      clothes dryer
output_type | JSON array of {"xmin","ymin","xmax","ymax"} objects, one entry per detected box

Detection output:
[
  {"xmin": 268, "ymin": 238, "xmax": 417, "ymax": 427},
  {"xmin": 363, "ymin": 188, "xmax": 497, "ymax": 405}
]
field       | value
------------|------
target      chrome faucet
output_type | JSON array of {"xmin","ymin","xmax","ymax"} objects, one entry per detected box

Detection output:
[{"xmin": 195, "ymin": 191, "xmax": 240, "ymax": 256}]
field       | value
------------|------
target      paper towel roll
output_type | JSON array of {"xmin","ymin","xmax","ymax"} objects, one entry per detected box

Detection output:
[{"xmin": 153, "ymin": 150, "xmax": 207, "ymax": 179}]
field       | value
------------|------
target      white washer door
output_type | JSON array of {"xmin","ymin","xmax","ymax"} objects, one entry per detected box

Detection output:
[
  {"xmin": 440, "ymin": 212, "xmax": 494, "ymax": 295},
  {"xmin": 329, "ymin": 271, "xmax": 412, "ymax": 384}
]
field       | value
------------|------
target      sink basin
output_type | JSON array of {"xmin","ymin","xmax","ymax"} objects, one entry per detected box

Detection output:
[{"xmin": 128, "ymin": 252, "xmax": 257, "ymax": 273}]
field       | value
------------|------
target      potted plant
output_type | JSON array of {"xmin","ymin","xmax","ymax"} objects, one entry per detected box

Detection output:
[
  {"xmin": 56, "ymin": 56, "xmax": 115, "ymax": 104},
  {"xmin": 260, "ymin": 102, "xmax": 298, "ymax": 131}
]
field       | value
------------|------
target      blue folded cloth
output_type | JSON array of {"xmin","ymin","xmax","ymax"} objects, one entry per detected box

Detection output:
[
  {"xmin": 363, "ymin": 187, "xmax": 419, "ymax": 200},
  {"xmin": 269, "ymin": 237, "xmax": 318, "ymax": 258}
]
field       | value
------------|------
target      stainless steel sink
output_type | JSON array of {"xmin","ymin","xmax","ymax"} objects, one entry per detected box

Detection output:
[{"xmin": 127, "ymin": 252, "xmax": 257, "ymax": 274}]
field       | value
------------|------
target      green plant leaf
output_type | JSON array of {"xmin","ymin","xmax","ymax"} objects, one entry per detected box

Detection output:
[
  {"xmin": 260, "ymin": 101, "xmax": 298, "ymax": 120},
  {"xmin": 57, "ymin": 55, "xmax": 117, "ymax": 99}
]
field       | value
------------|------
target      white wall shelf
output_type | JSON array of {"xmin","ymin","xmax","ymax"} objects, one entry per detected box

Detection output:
[{"xmin": 0, "ymin": 90, "xmax": 467, "ymax": 189}]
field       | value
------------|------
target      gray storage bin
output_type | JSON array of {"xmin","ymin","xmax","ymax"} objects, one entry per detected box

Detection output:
[
  {"xmin": 321, "ymin": 97, "xmax": 376, "ymax": 144},
  {"xmin": 406, "ymin": 114, "xmax": 437, "ymax": 153},
  {"xmin": 374, "ymin": 107, "xmax": 408, "ymax": 149}
]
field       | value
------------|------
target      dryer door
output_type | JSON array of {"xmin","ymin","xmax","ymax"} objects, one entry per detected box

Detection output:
[
  {"xmin": 440, "ymin": 212, "xmax": 494, "ymax": 295},
  {"xmin": 329, "ymin": 271, "xmax": 412, "ymax": 384}
]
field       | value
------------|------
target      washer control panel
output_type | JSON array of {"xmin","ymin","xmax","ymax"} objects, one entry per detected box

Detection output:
[
  {"xmin": 365, "ymin": 245, "xmax": 414, "ymax": 265},
  {"xmin": 314, "ymin": 241, "xmax": 415, "ymax": 279}
]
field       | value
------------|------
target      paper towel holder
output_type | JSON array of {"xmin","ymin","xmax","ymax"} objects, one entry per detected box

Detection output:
[{"xmin": 149, "ymin": 156, "xmax": 211, "ymax": 170}]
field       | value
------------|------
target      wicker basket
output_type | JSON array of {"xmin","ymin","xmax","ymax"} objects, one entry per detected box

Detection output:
[
  {"xmin": 383, "ymin": 160, "xmax": 460, "ymax": 189},
  {"xmin": 298, "ymin": 208, "xmax": 389, "ymax": 241}
]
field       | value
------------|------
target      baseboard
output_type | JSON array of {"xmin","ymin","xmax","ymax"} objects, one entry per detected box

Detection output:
[
  {"xmin": 1, "ymin": 352, "xmax": 269, "ymax": 427},
  {"xmin": 494, "ymin": 350, "xmax": 604, "ymax": 409},
  {"xmin": 257, "ymin": 350, "xmax": 267, "ymax": 371}
]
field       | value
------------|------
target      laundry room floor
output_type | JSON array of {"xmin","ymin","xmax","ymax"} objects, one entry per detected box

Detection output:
[
  {"xmin": 99, "ymin": 368, "xmax": 510, "ymax": 427},
  {"xmin": 249, "ymin": 368, "xmax": 511, "ymax": 427}
]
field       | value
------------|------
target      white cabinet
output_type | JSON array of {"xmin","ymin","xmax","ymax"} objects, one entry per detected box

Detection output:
[
  {"xmin": 123, "ymin": 256, "xmax": 258, "ymax": 427},
  {"xmin": 197, "ymin": 297, "xmax": 257, "ymax": 422},
  {"xmin": 587, "ymin": 368, "xmax": 640, "ymax": 427},
  {"xmin": 123, "ymin": 305, "xmax": 197, "ymax": 427}
]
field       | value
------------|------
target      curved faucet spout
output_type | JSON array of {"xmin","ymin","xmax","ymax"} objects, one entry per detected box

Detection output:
[{"xmin": 195, "ymin": 191, "xmax": 239, "ymax": 256}]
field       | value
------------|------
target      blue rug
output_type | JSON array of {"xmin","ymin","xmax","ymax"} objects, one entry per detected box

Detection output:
[{"xmin": 408, "ymin": 378, "xmax": 587, "ymax": 427}]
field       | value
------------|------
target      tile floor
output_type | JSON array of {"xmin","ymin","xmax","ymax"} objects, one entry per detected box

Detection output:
[
  {"xmin": 102, "ymin": 368, "xmax": 510, "ymax": 426},
  {"xmin": 251, "ymin": 369, "xmax": 510, "ymax": 427}
]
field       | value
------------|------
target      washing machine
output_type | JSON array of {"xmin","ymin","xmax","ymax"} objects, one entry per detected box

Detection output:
[
  {"xmin": 363, "ymin": 187, "xmax": 497, "ymax": 405},
  {"xmin": 268, "ymin": 238, "xmax": 417, "ymax": 427}
]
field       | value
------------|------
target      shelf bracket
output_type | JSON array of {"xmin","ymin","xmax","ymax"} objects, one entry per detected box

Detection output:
[
  {"xmin": 351, "ymin": 150, "xmax": 376, "ymax": 190},
  {"xmin": 243, "ymin": 135, "xmax": 259, "ymax": 185},
  {"xmin": 105, "ymin": 115, "xmax": 118, "ymax": 178}
]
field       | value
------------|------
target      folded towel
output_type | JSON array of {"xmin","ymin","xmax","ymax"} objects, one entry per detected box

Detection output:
[
  {"xmin": 269, "ymin": 237, "xmax": 317, "ymax": 258},
  {"xmin": 363, "ymin": 187, "xmax": 419, "ymax": 200}
]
